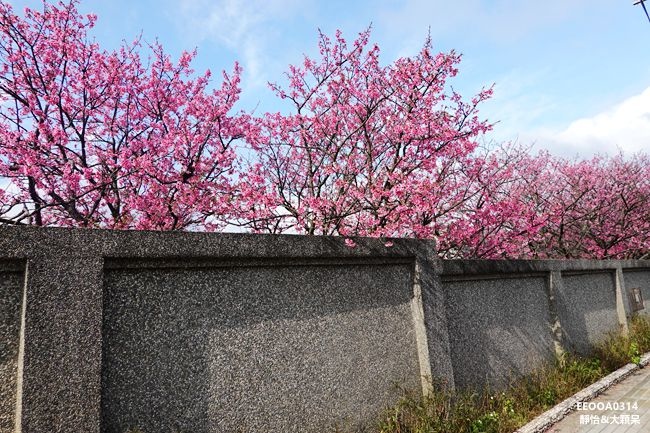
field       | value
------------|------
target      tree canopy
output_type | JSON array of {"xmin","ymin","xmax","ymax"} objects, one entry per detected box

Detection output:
[{"xmin": 1, "ymin": 0, "xmax": 648, "ymax": 259}]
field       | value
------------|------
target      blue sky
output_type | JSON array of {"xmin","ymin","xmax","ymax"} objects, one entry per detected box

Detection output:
[{"xmin": 9, "ymin": 0, "xmax": 650, "ymax": 157}]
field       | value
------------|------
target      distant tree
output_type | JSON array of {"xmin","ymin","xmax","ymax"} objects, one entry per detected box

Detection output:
[
  {"xmin": 427, "ymin": 144, "xmax": 546, "ymax": 258},
  {"xmin": 0, "ymin": 0, "xmax": 246, "ymax": 230},
  {"xmin": 515, "ymin": 152, "xmax": 650, "ymax": 259}
]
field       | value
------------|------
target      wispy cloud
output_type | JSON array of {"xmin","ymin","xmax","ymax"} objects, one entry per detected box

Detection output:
[
  {"xmin": 525, "ymin": 87, "xmax": 650, "ymax": 157},
  {"xmin": 478, "ymin": 67, "xmax": 559, "ymax": 143},
  {"xmin": 173, "ymin": 0, "xmax": 311, "ymax": 92}
]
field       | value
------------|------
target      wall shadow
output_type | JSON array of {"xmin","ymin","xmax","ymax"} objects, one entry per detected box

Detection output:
[
  {"xmin": 101, "ymin": 261, "xmax": 420, "ymax": 433},
  {"xmin": 554, "ymin": 271, "xmax": 619, "ymax": 356},
  {"xmin": 442, "ymin": 275, "xmax": 556, "ymax": 390}
]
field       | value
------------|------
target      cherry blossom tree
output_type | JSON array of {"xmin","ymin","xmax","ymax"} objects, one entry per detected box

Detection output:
[
  {"xmin": 234, "ymin": 22, "xmax": 649, "ymax": 259},
  {"xmin": 428, "ymin": 144, "xmax": 545, "ymax": 258},
  {"xmin": 237, "ymin": 29, "xmax": 494, "ymax": 241},
  {"xmin": 1, "ymin": 1, "xmax": 648, "ymax": 260},
  {"xmin": 439, "ymin": 148, "xmax": 650, "ymax": 259},
  {"xmin": 0, "ymin": 0, "xmax": 246, "ymax": 230},
  {"xmin": 513, "ymin": 152, "xmax": 650, "ymax": 259}
]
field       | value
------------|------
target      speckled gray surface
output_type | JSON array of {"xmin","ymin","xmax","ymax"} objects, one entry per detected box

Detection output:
[
  {"xmin": 19, "ymin": 256, "xmax": 104, "ymax": 433},
  {"xmin": 623, "ymin": 269, "xmax": 650, "ymax": 316},
  {"xmin": 1, "ymin": 226, "xmax": 650, "ymax": 432},
  {"xmin": 0, "ymin": 226, "xmax": 436, "ymax": 433},
  {"xmin": 555, "ymin": 271, "xmax": 619, "ymax": 356},
  {"xmin": 101, "ymin": 262, "xmax": 419, "ymax": 433},
  {"xmin": 0, "ymin": 262, "xmax": 23, "ymax": 433},
  {"xmin": 442, "ymin": 275, "xmax": 555, "ymax": 389},
  {"xmin": 418, "ymin": 259, "xmax": 456, "ymax": 391}
]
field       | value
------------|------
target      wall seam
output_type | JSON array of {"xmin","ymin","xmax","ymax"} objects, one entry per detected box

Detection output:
[
  {"xmin": 547, "ymin": 271, "xmax": 566, "ymax": 360},
  {"xmin": 615, "ymin": 266, "xmax": 630, "ymax": 335},
  {"xmin": 13, "ymin": 260, "xmax": 28, "ymax": 433},
  {"xmin": 411, "ymin": 260, "xmax": 434, "ymax": 395}
]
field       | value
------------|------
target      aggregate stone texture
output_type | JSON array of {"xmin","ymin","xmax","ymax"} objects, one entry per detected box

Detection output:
[
  {"xmin": 623, "ymin": 270, "xmax": 650, "ymax": 317},
  {"xmin": 19, "ymin": 256, "xmax": 104, "ymax": 433},
  {"xmin": 101, "ymin": 261, "xmax": 420, "ymax": 433},
  {"xmin": 556, "ymin": 272, "xmax": 619, "ymax": 356},
  {"xmin": 2, "ymin": 226, "xmax": 649, "ymax": 433},
  {"xmin": 442, "ymin": 275, "xmax": 555, "ymax": 390},
  {"xmin": 0, "ymin": 265, "xmax": 23, "ymax": 433}
]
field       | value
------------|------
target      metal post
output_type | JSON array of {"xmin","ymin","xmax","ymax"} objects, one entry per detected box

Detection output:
[{"xmin": 634, "ymin": 0, "xmax": 650, "ymax": 23}]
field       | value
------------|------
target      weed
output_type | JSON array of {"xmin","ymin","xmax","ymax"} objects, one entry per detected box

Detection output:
[
  {"xmin": 594, "ymin": 315, "xmax": 650, "ymax": 370},
  {"xmin": 376, "ymin": 315, "xmax": 650, "ymax": 433}
]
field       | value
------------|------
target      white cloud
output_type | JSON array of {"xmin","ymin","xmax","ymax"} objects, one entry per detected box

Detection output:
[
  {"xmin": 174, "ymin": 0, "xmax": 310, "ymax": 91},
  {"xmin": 526, "ymin": 87, "xmax": 650, "ymax": 157},
  {"xmin": 478, "ymin": 68, "xmax": 558, "ymax": 141}
]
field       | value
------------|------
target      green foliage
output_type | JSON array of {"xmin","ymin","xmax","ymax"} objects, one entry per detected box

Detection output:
[
  {"xmin": 376, "ymin": 316, "xmax": 650, "ymax": 433},
  {"xmin": 595, "ymin": 315, "xmax": 650, "ymax": 370},
  {"xmin": 629, "ymin": 342, "xmax": 641, "ymax": 365},
  {"xmin": 470, "ymin": 410, "xmax": 499, "ymax": 433}
]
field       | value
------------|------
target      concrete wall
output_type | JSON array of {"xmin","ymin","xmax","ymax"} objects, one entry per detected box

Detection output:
[
  {"xmin": 0, "ymin": 227, "xmax": 441, "ymax": 433},
  {"xmin": 0, "ymin": 261, "xmax": 23, "ymax": 433},
  {"xmin": 439, "ymin": 260, "xmax": 649, "ymax": 389},
  {"xmin": 624, "ymin": 270, "xmax": 650, "ymax": 314},
  {"xmin": 0, "ymin": 226, "xmax": 648, "ymax": 432},
  {"xmin": 557, "ymin": 271, "xmax": 619, "ymax": 355},
  {"xmin": 101, "ymin": 260, "xmax": 420, "ymax": 433},
  {"xmin": 442, "ymin": 274, "xmax": 555, "ymax": 389}
]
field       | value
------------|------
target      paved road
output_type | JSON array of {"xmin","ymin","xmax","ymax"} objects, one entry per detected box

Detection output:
[{"xmin": 546, "ymin": 366, "xmax": 650, "ymax": 432}]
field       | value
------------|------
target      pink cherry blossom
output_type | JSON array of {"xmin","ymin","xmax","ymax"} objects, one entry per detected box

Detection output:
[
  {"xmin": 0, "ymin": 4, "xmax": 647, "ymax": 260},
  {"xmin": 0, "ymin": 0, "xmax": 246, "ymax": 230}
]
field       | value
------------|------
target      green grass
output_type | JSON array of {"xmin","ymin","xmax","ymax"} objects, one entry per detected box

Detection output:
[
  {"xmin": 374, "ymin": 315, "xmax": 650, "ymax": 433},
  {"xmin": 593, "ymin": 314, "xmax": 650, "ymax": 370}
]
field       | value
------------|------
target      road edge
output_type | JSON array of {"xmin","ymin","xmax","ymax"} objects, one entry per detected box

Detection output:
[{"xmin": 514, "ymin": 352, "xmax": 650, "ymax": 433}]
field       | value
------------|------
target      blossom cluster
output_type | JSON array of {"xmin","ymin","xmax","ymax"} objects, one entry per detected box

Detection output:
[{"xmin": 1, "ymin": 1, "xmax": 648, "ymax": 260}]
